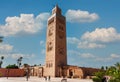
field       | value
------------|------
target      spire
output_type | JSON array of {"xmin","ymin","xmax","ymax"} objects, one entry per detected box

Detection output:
[{"xmin": 52, "ymin": 5, "xmax": 61, "ymax": 15}]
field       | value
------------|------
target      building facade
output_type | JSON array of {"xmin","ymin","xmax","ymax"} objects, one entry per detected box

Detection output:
[{"xmin": 44, "ymin": 5, "xmax": 67, "ymax": 77}]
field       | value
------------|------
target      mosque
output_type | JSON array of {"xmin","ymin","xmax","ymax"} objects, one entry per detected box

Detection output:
[{"xmin": 30, "ymin": 5, "xmax": 100, "ymax": 79}]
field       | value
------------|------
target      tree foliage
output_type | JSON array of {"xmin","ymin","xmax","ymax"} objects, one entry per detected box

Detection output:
[
  {"xmin": 0, "ymin": 56, "xmax": 4, "ymax": 68},
  {"xmin": 17, "ymin": 57, "xmax": 23, "ymax": 68},
  {"xmin": 6, "ymin": 64, "xmax": 18, "ymax": 69},
  {"xmin": 93, "ymin": 62, "xmax": 120, "ymax": 82},
  {"xmin": 23, "ymin": 63, "xmax": 29, "ymax": 68},
  {"xmin": 0, "ymin": 36, "xmax": 3, "ymax": 43}
]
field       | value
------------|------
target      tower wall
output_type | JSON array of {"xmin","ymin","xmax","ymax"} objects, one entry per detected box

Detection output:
[{"xmin": 45, "ymin": 5, "xmax": 67, "ymax": 77}]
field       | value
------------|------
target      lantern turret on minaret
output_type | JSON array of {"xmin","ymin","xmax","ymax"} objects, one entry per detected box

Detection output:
[{"xmin": 52, "ymin": 5, "xmax": 61, "ymax": 15}]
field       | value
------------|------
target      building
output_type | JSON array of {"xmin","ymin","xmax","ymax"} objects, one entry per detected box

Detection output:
[
  {"xmin": 44, "ymin": 5, "xmax": 67, "ymax": 77},
  {"xmin": 30, "ymin": 5, "xmax": 100, "ymax": 78}
]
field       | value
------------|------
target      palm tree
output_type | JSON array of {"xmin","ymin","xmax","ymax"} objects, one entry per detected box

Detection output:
[
  {"xmin": 1, "ymin": 56, "xmax": 4, "ymax": 60},
  {"xmin": 106, "ymin": 66, "xmax": 108, "ymax": 70},
  {"xmin": 0, "ymin": 36, "xmax": 3, "ymax": 43},
  {"xmin": 17, "ymin": 57, "xmax": 23, "ymax": 68},
  {"xmin": 0, "ymin": 37, "xmax": 4, "ymax": 68},
  {"xmin": 114, "ymin": 62, "xmax": 120, "ymax": 70},
  {"xmin": 0, "ymin": 56, "xmax": 4, "ymax": 68},
  {"xmin": 101, "ymin": 66, "xmax": 104, "ymax": 70}
]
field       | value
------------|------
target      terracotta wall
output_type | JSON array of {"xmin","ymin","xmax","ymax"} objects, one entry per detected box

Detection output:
[{"xmin": 0, "ymin": 68, "xmax": 25, "ymax": 77}]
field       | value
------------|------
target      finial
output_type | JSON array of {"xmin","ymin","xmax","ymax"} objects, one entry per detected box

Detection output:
[{"xmin": 56, "ymin": 4, "xmax": 58, "ymax": 7}]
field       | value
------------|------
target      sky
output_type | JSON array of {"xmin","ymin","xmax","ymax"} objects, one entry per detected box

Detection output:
[{"xmin": 0, "ymin": 0, "xmax": 120, "ymax": 68}]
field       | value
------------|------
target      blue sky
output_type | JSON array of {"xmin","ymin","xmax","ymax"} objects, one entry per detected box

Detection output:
[{"xmin": 0, "ymin": 0, "xmax": 120, "ymax": 68}]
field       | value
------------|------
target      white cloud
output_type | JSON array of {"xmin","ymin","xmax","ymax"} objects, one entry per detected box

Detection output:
[
  {"xmin": 0, "ymin": 13, "xmax": 50, "ymax": 37},
  {"xmin": 0, "ymin": 43, "xmax": 35, "ymax": 59},
  {"xmin": 82, "ymin": 27, "xmax": 120, "ymax": 42},
  {"xmin": 67, "ymin": 37, "xmax": 105, "ymax": 49},
  {"xmin": 66, "ymin": 9, "xmax": 99, "ymax": 23},
  {"xmin": 95, "ymin": 57, "xmax": 112, "ymax": 62},
  {"xmin": 80, "ymin": 53, "xmax": 95, "ymax": 58},
  {"xmin": 40, "ymin": 41, "xmax": 44, "ymax": 45},
  {"xmin": 68, "ymin": 50, "xmax": 95, "ymax": 58},
  {"xmin": 78, "ymin": 41, "xmax": 105, "ymax": 49},
  {"xmin": 40, "ymin": 40, "xmax": 46, "ymax": 55},
  {"xmin": 68, "ymin": 50, "xmax": 120, "ymax": 63},
  {"xmin": 68, "ymin": 50, "xmax": 80, "ymax": 56},
  {"xmin": 80, "ymin": 53, "xmax": 120, "ymax": 62},
  {"xmin": 0, "ymin": 54, "xmax": 9, "ymax": 58},
  {"xmin": 68, "ymin": 27, "xmax": 120, "ymax": 49},
  {"xmin": 41, "ymin": 49, "xmax": 45, "ymax": 55},
  {"xmin": 0, "ymin": 52, "xmax": 35, "ymax": 59},
  {"xmin": 40, "ymin": 40, "xmax": 45, "ymax": 47},
  {"xmin": 110, "ymin": 54, "xmax": 120, "ymax": 59},
  {"xmin": 67, "ymin": 37, "xmax": 80, "ymax": 44},
  {"xmin": 0, "ymin": 43, "xmax": 13, "ymax": 52},
  {"xmin": 11, "ymin": 53, "xmax": 35, "ymax": 59},
  {"xmin": 95, "ymin": 54, "xmax": 120, "ymax": 62}
]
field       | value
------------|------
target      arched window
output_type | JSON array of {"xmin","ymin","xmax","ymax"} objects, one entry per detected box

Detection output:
[{"xmin": 47, "ymin": 42, "xmax": 53, "ymax": 51}]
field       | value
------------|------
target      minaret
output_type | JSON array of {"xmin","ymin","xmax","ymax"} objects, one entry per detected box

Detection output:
[{"xmin": 45, "ymin": 5, "xmax": 67, "ymax": 77}]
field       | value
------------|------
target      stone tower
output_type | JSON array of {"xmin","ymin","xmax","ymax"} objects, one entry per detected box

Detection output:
[{"xmin": 45, "ymin": 5, "xmax": 67, "ymax": 77}]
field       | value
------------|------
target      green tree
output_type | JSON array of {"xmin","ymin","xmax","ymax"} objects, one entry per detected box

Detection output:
[
  {"xmin": 101, "ymin": 66, "xmax": 104, "ymax": 70},
  {"xmin": 23, "ymin": 63, "xmax": 29, "ymax": 68},
  {"xmin": 17, "ymin": 57, "xmax": 23, "ymax": 68},
  {"xmin": 93, "ymin": 62, "xmax": 120, "ymax": 82},
  {"xmin": 108, "ymin": 63, "xmax": 120, "ymax": 82},
  {"xmin": 92, "ymin": 71, "xmax": 105, "ymax": 82},
  {"xmin": 0, "ymin": 36, "xmax": 4, "ymax": 68},
  {"xmin": 0, "ymin": 56, "xmax": 4, "ymax": 68},
  {"xmin": 106, "ymin": 66, "xmax": 108, "ymax": 70},
  {"xmin": 6, "ymin": 64, "xmax": 18, "ymax": 69},
  {"xmin": 0, "ymin": 36, "xmax": 3, "ymax": 43},
  {"xmin": 114, "ymin": 62, "xmax": 120, "ymax": 70}
]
